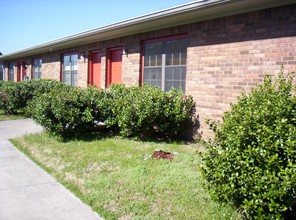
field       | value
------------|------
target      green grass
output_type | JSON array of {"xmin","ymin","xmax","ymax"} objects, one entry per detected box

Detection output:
[
  {"xmin": 0, "ymin": 110, "xmax": 27, "ymax": 121},
  {"xmin": 12, "ymin": 133, "xmax": 240, "ymax": 220}
]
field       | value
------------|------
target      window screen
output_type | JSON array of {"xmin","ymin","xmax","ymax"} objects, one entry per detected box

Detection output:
[
  {"xmin": 33, "ymin": 58, "xmax": 42, "ymax": 79},
  {"xmin": 63, "ymin": 53, "xmax": 78, "ymax": 86},
  {"xmin": 0, "ymin": 64, "xmax": 3, "ymax": 81},
  {"xmin": 144, "ymin": 38, "xmax": 187, "ymax": 92},
  {"xmin": 9, "ymin": 63, "xmax": 14, "ymax": 81}
]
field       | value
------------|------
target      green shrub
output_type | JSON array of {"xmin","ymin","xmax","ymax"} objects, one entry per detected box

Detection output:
[
  {"xmin": 202, "ymin": 68, "xmax": 296, "ymax": 219},
  {"xmin": 0, "ymin": 79, "xmax": 63, "ymax": 115},
  {"xmin": 21, "ymin": 79, "xmax": 64, "ymax": 115},
  {"xmin": 83, "ymin": 86, "xmax": 110, "ymax": 122},
  {"xmin": 21, "ymin": 79, "xmax": 62, "ymax": 99},
  {"xmin": 29, "ymin": 84, "xmax": 108, "ymax": 136},
  {"xmin": 0, "ymin": 81, "xmax": 22, "ymax": 114},
  {"xmin": 106, "ymin": 84, "xmax": 197, "ymax": 140},
  {"xmin": 28, "ymin": 82, "xmax": 197, "ymax": 140},
  {"xmin": 101, "ymin": 84, "xmax": 127, "ymax": 131}
]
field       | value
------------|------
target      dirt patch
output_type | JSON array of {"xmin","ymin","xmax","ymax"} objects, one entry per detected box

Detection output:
[{"xmin": 152, "ymin": 150, "xmax": 174, "ymax": 160}]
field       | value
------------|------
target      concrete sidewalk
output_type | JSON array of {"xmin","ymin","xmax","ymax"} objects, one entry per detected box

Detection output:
[
  {"xmin": 0, "ymin": 118, "xmax": 44, "ymax": 140},
  {"xmin": 0, "ymin": 119, "xmax": 102, "ymax": 220}
]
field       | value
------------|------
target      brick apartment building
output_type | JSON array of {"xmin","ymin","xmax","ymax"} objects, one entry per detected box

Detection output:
[{"xmin": 0, "ymin": 0, "xmax": 296, "ymax": 133}]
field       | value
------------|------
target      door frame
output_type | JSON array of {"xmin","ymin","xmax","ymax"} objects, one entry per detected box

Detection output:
[{"xmin": 106, "ymin": 47, "xmax": 123, "ymax": 87}]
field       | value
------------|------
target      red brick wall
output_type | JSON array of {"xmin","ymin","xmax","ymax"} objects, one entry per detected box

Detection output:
[
  {"xmin": 185, "ymin": 4, "xmax": 296, "ymax": 136},
  {"xmin": 42, "ymin": 52, "xmax": 61, "ymax": 81}
]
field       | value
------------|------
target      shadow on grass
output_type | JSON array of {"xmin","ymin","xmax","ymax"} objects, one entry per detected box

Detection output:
[
  {"xmin": 45, "ymin": 116, "xmax": 201, "ymax": 144},
  {"xmin": 56, "ymin": 129, "xmax": 194, "ymax": 146},
  {"xmin": 51, "ymin": 127, "xmax": 117, "ymax": 143}
]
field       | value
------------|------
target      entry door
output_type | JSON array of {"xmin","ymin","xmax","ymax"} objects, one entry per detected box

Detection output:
[
  {"xmin": 107, "ymin": 48, "xmax": 122, "ymax": 86},
  {"xmin": 17, "ymin": 63, "xmax": 21, "ymax": 82},
  {"xmin": 89, "ymin": 51, "xmax": 102, "ymax": 88}
]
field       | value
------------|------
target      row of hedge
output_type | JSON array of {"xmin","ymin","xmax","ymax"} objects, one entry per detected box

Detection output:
[{"xmin": 0, "ymin": 80, "xmax": 198, "ymax": 140}]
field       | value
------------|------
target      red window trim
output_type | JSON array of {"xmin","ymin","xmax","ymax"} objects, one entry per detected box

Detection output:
[{"xmin": 140, "ymin": 33, "xmax": 188, "ymax": 86}]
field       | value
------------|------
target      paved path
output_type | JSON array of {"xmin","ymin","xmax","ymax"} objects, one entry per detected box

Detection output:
[{"xmin": 0, "ymin": 119, "xmax": 103, "ymax": 220}]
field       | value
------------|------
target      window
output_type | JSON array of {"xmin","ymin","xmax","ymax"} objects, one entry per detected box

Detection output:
[
  {"xmin": 62, "ymin": 53, "xmax": 78, "ymax": 86},
  {"xmin": 33, "ymin": 58, "xmax": 42, "ymax": 79},
  {"xmin": 143, "ymin": 37, "xmax": 187, "ymax": 92},
  {"xmin": 0, "ymin": 64, "xmax": 4, "ymax": 81},
  {"xmin": 8, "ymin": 63, "xmax": 14, "ymax": 81}
]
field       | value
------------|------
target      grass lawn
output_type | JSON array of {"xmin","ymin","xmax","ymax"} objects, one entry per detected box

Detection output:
[
  {"xmin": 0, "ymin": 110, "xmax": 27, "ymax": 121},
  {"xmin": 12, "ymin": 133, "xmax": 240, "ymax": 220}
]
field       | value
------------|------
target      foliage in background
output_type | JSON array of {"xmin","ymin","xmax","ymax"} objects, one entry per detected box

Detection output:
[{"xmin": 202, "ymin": 68, "xmax": 296, "ymax": 219}]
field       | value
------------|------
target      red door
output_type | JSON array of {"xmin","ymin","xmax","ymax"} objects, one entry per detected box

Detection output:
[
  {"xmin": 89, "ymin": 51, "xmax": 102, "ymax": 88},
  {"xmin": 107, "ymin": 48, "xmax": 122, "ymax": 86},
  {"xmin": 17, "ymin": 63, "xmax": 21, "ymax": 82}
]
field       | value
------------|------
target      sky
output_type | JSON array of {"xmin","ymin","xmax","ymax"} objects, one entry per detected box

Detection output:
[{"xmin": 0, "ymin": 0, "xmax": 193, "ymax": 55}]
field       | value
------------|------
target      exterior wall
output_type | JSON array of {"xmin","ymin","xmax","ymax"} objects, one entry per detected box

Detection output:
[
  {"xmin": 2, "ymin": 4, "xmax": 296, "ymax": 136},
  {"xmin": 41, "ymin": 52, "xmax": 62, "ymax": 81},
  {"xmin": 186, "ymin": 4, "xmax": 296, "ymax": 134}
]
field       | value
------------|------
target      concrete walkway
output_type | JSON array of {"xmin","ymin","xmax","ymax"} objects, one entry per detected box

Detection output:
[{"xmin": 0, "ymin": 119, "xmax": 103, "ymax": 220}]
